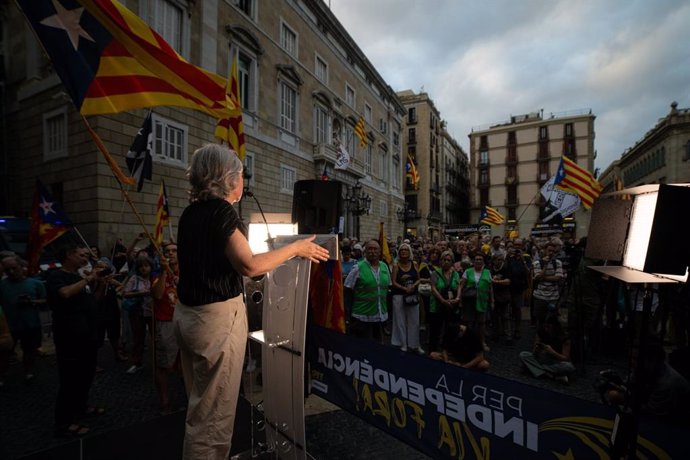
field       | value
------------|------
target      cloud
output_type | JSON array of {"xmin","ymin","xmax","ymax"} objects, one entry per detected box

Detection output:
[{"xmin": 329, "ymin": 0, "xmax": 690, "ymax": 169}]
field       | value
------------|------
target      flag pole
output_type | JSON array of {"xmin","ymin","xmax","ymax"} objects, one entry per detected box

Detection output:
[
  {"xmin": 516, "ymin": 189, "xmax": 542, "ymax": 225},
  {"xmin": 72, "ymin": 226, "xmax": 97, "ymax": 259},
  {"xmin": 80, "ymin": 115, "xmax": 165, "ymax": 263}
]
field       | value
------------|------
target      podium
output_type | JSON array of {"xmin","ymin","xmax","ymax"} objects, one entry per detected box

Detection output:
[{"xmin": 246, "ymin": 234, "xmax": 338, "ymax": 458}]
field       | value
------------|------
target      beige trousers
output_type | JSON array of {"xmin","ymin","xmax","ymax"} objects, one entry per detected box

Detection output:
[{"xmin": 174, "ymin": 295, "xmax": 247, "ymax": 460}]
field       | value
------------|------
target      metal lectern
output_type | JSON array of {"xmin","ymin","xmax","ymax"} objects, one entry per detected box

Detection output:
[{"xmin": 247, "ymin": 234, "xmax": 338, "ymax": 459}]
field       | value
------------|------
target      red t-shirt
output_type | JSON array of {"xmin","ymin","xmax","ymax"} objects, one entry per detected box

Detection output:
[{"xmin": 153, "ymin": 273, "xmax": 178, "ymax": 321}]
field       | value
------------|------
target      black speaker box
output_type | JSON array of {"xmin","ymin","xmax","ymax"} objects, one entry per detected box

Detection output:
[{"xmin": 292, "ymin": 180, "xmax": 342, "ymax": 234}]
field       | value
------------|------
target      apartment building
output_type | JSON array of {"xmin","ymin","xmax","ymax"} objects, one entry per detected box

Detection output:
[
  {"xmin": 599, "ymin": 101, "xmax": 690, "ymax": 193},
  {"xmin": 0, "ymin": 0, "xmax": 406, "ymax": 249},
  {"xmin": 468, "ymin": 110, "xmax": 596, "ymax": 238},
  {"xmin": 397, "ymin": 90, "xmax": 468, "ymax": 240}
]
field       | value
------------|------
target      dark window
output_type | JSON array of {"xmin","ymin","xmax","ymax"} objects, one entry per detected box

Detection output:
[
  {"xmin": 408, "ymin": 107, "xmax": 417, "ymax": 123},
  {"xmin": 408, "ymin": 128, "xmax": 416, "ymax": 144},
  {"xmin": 480, "ymin": 189, "xmax": 489, "ymax": 207},
  {"xmin": 565, "ymin": 123, "xmax": 573, "ymax": 137},
  {"xmin": 539, "ymin": 126, "xmax": 548, "ymax": 140}
]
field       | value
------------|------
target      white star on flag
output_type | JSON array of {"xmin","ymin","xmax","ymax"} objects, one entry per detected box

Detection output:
[
  {"xmin": 39, "ymin": 197, "xmax": 56, "ymax": 216},
  {"xmin": 40, "ymin": 0, "xmax": 95, "ymax": 50}
]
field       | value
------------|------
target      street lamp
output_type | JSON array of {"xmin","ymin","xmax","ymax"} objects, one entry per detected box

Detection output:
[
  {"xmin": 345, "ymin": 182, "xmax": 371, "ymax": 239},
  {"xmin": 396, "ymin": 201, "xmax": 416, "ymax": 238}
]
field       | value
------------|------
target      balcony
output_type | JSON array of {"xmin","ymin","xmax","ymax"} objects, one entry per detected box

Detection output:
[
  {"xmin": 505, "ymin": 156, "xmax": 518, "ymax": 165},
  {"xmin": 313, "ymin": 143, "xmax": 366, "ymax": 178}
]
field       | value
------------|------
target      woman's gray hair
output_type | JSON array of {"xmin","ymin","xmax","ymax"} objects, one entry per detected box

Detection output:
[{"xmin": 188, "ymin": 143, "xmax": 243, "ymax": 202}]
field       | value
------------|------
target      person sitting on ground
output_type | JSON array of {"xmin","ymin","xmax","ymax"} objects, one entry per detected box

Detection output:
[
  {"xmin": 430, "ymin": 321, "xmax": 489, "ymax": 372},
  {"xmin": 519, "ymin": 313, "xmax": 575, "ymax": 384},
  {"xmin": 605, "ymin": 338, "xmax": 690, "ymax": 424}
]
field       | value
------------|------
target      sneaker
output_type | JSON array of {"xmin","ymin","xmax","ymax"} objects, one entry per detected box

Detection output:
[
  {"xmin": 482, "ymin": 343, "xmax": 491, "ymax": 353},
  {"xmin": 126, "ymin": 365, "xmax": 143, "ymax": 374},
  {"xmin": 555, "ymin": 375, "xmax": 569, "ymax": 385},
  {"xmin": 416, "ymin": 347, "xmax": 425, "ymax": 355},
  {"xmin": 400, "ymin": 346, "xmax": 408, "ymax": 352}
]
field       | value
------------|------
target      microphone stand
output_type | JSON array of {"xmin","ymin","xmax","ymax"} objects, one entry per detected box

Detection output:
[{"xmin": 244, "ymin": 190, "xmax": 274, "ymax": 251}]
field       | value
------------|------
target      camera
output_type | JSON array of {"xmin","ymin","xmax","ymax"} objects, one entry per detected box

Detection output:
[{"xmin": 592, "ymin": 369, "xmax": 626, "ymax": 404}]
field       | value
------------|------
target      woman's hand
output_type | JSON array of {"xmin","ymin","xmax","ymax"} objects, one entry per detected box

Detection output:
[{"xmin": 293, "ymin": 235, "xmax": 330, "ymax": 263}]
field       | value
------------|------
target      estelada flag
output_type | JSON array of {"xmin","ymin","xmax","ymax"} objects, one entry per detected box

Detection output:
[
  {"xmin": 309, "ymin": 260, "xmax": 346, "ymax": 333},
  {"xmin": 554, "ymin": 156, "xmax": 603, "ymax": 209},
  {"xmin": 18, "ymin": 0, "xmax": 232, "ymax": 118},
  {"xmin": 26, "ymin": 180, "xmax": 73, "ymax": 274}
]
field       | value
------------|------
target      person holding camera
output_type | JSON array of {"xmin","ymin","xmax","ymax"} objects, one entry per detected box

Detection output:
[
  {"xmin": 519, "ymin": 313, "xmax": 575, "ymax": 384},
  {"xmin": 47, "ymin": 244, "xmax": 108, "ymax": 437},
  {"xmin": 0, "ymin": 255, "xmax": 47, "ymax": 384}
]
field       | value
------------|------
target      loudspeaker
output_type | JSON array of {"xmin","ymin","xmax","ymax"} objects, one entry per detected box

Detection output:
[{"xmin": 292, "ymin": 180, "xmax": 342, "ymax": 234}]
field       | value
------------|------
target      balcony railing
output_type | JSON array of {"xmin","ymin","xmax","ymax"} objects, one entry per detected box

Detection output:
[{"xmin": 313, "ymin": 143, "xmax": 366, "ymax": 178}]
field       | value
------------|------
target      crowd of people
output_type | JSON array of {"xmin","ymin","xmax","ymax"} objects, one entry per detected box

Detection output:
[
  {"xmin": 341, "ymin": 231, "xmax": 690, "ymax": 395},
  {"xmin": 0, "ymin": 233, "xmax": 182, "ymax": 437},
  {"xmin": 2, "ymin": 169, "xmax": 690, "ymax": 452}
]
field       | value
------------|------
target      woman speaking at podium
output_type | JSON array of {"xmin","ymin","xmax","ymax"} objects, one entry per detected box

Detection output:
[{"xmin": 174, "ymin": 143, "xmax": 329, "ymax": 459}]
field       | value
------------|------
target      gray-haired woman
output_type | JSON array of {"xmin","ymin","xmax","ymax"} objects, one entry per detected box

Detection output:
[{"xmin": 174, "ymin": 143, "xmax": 329, "ymax": 459}]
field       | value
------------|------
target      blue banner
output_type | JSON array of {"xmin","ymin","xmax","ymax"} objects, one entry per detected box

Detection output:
[{"xmin": 308, "ymin": 326, "xmax": 680, "ymax": 459}]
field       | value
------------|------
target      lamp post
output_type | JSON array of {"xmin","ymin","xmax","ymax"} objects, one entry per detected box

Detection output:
[
  {"xmin": 238, "ymin": 166, "xmax": 253, "ymax": 220},
  {"xmin": 396, "ymin": 201, "xmax": 415, "ymax": 239},
  {"xmin": 345, "ymin": 182, "xmax": 371, "ymax": 240}
]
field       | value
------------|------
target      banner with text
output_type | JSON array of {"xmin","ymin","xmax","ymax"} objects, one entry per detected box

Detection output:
[{"xmin": 308, "ymin": 326, "xmax": 680, "ymax": 459}]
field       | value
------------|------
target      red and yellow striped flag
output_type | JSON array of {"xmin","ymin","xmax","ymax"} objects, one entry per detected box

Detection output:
[
  {"xmin": 153, "ymin": 180, "xmax": 170, "ymax": 247},
  {"xmin": 378, "ymin": 222, "xmax": 392, "ymax": 265},
  {"xmin": 355, "ymin": 117, "xmax": 368, "ymax": 148},
  {"xmin": 215, "ymin": 46, "xmax": 246, "ymax": 160}
]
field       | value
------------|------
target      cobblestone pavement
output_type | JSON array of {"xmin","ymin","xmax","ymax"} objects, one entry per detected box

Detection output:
[{"xmin": 0, "ymin": 316, "xmax": 628, "ymax": 460}]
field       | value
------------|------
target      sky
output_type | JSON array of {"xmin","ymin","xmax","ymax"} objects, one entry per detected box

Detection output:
[{"xmin": 329, "ymin": 0, "xmax": 690, "ymax": 173}]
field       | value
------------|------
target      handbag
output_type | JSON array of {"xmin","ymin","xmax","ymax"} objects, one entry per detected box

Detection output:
[
  {"xmin": 404, "ymin": 293, "xmax": 419, "ymax": 306},
  {"xmin": 417, "ymin": 283, "xmax": 432, "ymax": 295},
  {"xmin": 461, "ymin": 286, "xmax": 477, "ymax": 299}
]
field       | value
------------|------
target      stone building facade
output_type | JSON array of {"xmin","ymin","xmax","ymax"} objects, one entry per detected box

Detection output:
[
  {"xmin": 0, "ymin": 0, "xmax": 406, "ymax": 251},
  {"xmin": 599, "ymin": 102, "xmax": 690, "ymax": 193},
  {"xmin": 468, "ymin": 110, "xmax": 596, "ymax": 238},
  {"xmin": 397, "ymin": 90, "xmax": 468, "ymax": 240}
]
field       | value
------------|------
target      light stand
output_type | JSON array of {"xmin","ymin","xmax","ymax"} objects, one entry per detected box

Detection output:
[{"xmin": 586, "ymin": 183, "xmax": 690, "ymax": 459}]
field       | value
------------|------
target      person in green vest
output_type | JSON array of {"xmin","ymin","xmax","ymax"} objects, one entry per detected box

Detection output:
[
  {"xmin": 459, "ymin": 254, "xmax": 494, "ymax": 352},
  {"xmin": 344, "ymin": 239, "xmax": 391, "ymax": 342},
  {"xmin": 428, "ymin": 251, "xmax": 460, "ymax": 353}
]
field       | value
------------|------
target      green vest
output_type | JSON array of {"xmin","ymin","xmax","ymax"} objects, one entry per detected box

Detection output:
[
  {"xmin": 352, "ymin": 260, "xmax": 390, "ymax": 318},
  {"xmin": 430, "ymin": 267, "xmax": 460, "ymax": 314},
  {"xmin": 465, "ymin": 268, "xmax": 492, "ymax": 313}
]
